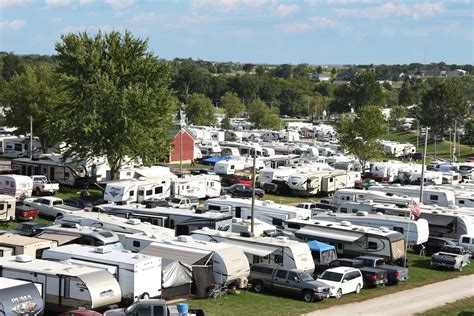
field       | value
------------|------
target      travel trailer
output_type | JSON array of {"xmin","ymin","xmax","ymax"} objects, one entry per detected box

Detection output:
[
  {"xmin": 0, "ymin": 136, "xmax": 29, "ymax": 158},
  {"xmin": 123, "ymin": 234, "xmax": 250, "ymax": 288},
  {"xmin": 369, "ymin": 185, "xmax": 456, "ymax": 207},
  {"xmin": 284, "ymin": 218, "xmax": 406, "ymax": 264},
  {"xmin": 197, "ymin": 144, "xmax": 222, "ymax": 158},
  {"xmin": 0, "ymin": 255, "xmax": 121, "ymax": 313},
  {"xmin": 312, "ymin": 211, "xmax": 429, "ymax": 245},
  {"xmin": 408, "ymin": 171, "xmax": 443, "ymax": 185},
  {"xmin": 42, "ymin": 244, "xmax": 162, "ymax": 301},
  {"xmin": 0, "ymin": 194, "xmax": 16, "ymax": 222},
  {"xmin": 287, "ymin": 170, "xmax": 350, "ymax": 196},
  {"xmin": 258, "ymin": 166, "xmax": 298, "ymax": 187},
  {"xmin": 171, "ymin": 174, "xmax": 221, "ymax": 199},
  {"xmin": 214, "ymin": 158, "xmax": 265, "ymax": 175},
  {"xmin": 333, "ymin": 188, "xmax": 415, "ymax": 206},
  {"xmin": 0, "ymin": 174, "xmax": 33, "ymax": 199},
  {"xmin": 0, "ymin": 234, "xmax": 56, "ymax": 258},
  {"xmin": 35, "ymin": 224, "xmax": 121, "ymax": 247},
  {"xmin": 92, "ymin": 204, "xmax": 233, "ymax": 235},
  {"xmin": 191, "ymin": 228, "xmax": 315, "ymax": 272},
  {"xmin": 0, "ymin": 277, "xmax": 44, "ymax": 316},
  {"xmin": 204, "ymin": 196, "xmax": 312, "ymax": 228}
]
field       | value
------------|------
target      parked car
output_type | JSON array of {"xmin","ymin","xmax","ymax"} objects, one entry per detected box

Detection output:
[
  {"xmin": 104, "ymin": 299, "xmax": 206, "ymax": 316},
  {"xmin": 249, "ymin": 263, "xmax": 330, "ymax": 302},
  {"xmin": 414, "ymin": 237, "xmax": 457, "ymax": 256},
  {"xmin": 23, "ymin": 197, "xmax": 84, "ymax": 218},
  {"xmin": 168, "ymin": 196, "xmax": 199, "ymax": 210},
  {"xmin": 228, "ymin": 173, "xmax": 253, "ymax": 186},
  {"xmin": 431, "ymin": 245, "xmax": 471, "ymax": 271},
  {"xmin": 354, "ymin": 179, "xmax": 378, "ymax": 190},
  {"xmin": 221, "ymin": 184, "xmax": 264, "ymax": 198},
  {"xmin": 8, "ymin": 222, "xmax": 48, "ymax": 237},
  {"xmin": 316, "ymin": 267, "xmax": 363, "ymax": 299},
  {"xmin": 262, "ymin": 180, "xmax": 291, "ymax": 195},
  {"xmin": 328, "ymin": 258, "xmax": 387, "ymax": 288},
  {"xmin": 63, "ymin": 197, "xmax": 102, "ymax": 212},
  {"xmin": 31, "ymin": 175, "xmax": 59, "ymax": 195},
  {"xmin": 296, "ymin": 202, "xmax": 319, "ymax": 211},
  {"xmin": 355, "ymin": 255, "xmax": 409, "ymax": 285},
  {"xmin": 15, "ymin": 201, "xmax": 39, "ymax": 221},
  {"xmin": 458, "ymin": 235, "xmax": 474, "ymax": 252},
  {"xmin": 59, "ymin": 310, "xmax": 102, "ymax": 316}
]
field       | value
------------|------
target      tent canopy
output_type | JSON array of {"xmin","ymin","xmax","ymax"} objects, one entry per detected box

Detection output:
[
  {"xmin": 202, "ymin": 155, "xmax": 233, "ymax": 165},
  {"xmin": 307, "ymin": 240, "xmax": 335, "ymax": 252}
]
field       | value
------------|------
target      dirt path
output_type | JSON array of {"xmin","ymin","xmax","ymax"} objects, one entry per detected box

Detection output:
[{"xmin": 306, "ymin": 274, "xmax": 474, "ymax": 316}]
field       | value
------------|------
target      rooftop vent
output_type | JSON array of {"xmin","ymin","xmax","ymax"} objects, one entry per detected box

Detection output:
[
  {"xmin": 177, "ymin": 235, "xmax": 193, "ymax": 243},
  {"xmin": 127, "ymin": 218, "xmax": 141, "ymax": 225},
  {"xmin": 95, "ymin": 246, "xmax": 112, "ymax": 254},
  {"xmin": 16, "ymin": 255, "xmax": 32, "ymax": 263},
  {"xmin": 340, "ymin": 221, "xmax": 351, "ymax": 227}
]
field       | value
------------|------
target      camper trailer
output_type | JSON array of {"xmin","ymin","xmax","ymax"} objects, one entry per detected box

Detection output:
[
  {"xmin": 191, "ymin": 228, "xmax": 315, "ymax": 272},
  {"xmin": 287, "ymin": 170, "xmax": 349, "ymax": 196},
  {"xmin": 0, "ymin": 194, "xmax": 16, "ymax": 222},
  {"xmin": 0, "ymin": 174, "xmax": 33, "ymax": 199},
  {"xmin": 284, "ymin": 218, "xmax": 406, "ymax": 264},
  {"xmin": 214, "ymin": 158, "xmax": 264, "ymax": 175},
  {"xmin": 42, "ymin": 244, "xmax": 162, "ymax": 301},
  {"xmin": 0, "ymin": 255, "xmax": 121, "ymax": 312},
  {"xmin": 35, "ymin": 224, "xmax": 121, "ymax": 248},
  {"xmin": 333, "ymin": 188, "xmax": 415, "ymax": 206},
  {"xmin": 0, "ymin": 277, "xmax": 44, "ymax": 316},
  {"xmin": 0, "ymin": 234, "xmax": 56, "ymax": 258},
  {"xmin": 369, "ymin": 185, "xmax": 456, "ymax": 207},
  {"xmin": 171, "ymin": 174, "xmax": 221, "ymax": 199},
  {"xmin": 1, "ymin": 136, "xmax": 29, "ymax": 158},
  {"xmin": 123, "ymin": 234, "xmax": 250, "ymax": 288}
]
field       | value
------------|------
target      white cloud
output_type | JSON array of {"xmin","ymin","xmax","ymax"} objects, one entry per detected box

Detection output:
[
  {"xmin": 276, "ymin": 16, "xmax": 338, "ymax": 32},
  {"xmin": 191, "ymin": 0, "xmax": 270, "ymax": 12},
  {"xmin": 51, "ymin": 17, "xmax": 63, "ymax": 23},
  {"xmin": 45, "ymin": 0, "xmax": 72, "ymax": 7},
  {"xmin": 0, "ymin": 19, "xmax": 26, "ymax": 29},
  {"xmin": 60, "ymin": 24, "xmax": 118, "ymax": 34},
  {"xmin": 336, "ymin": 2, "xmax": 445, "ymax": 19},
  {"xmin": 105, "ymin": 0, "xmax": 134, "ymax": 10},
  {"xmin": 0, "ymin": 0, "xmax": 30, "ymax": 7},
  {"xmin": 79, "ymin": 0, "xmax": 94, "ymax": 5},
  {"xmin": 273, "ymin": 4, "xmax": 299, "ymax": 17}
]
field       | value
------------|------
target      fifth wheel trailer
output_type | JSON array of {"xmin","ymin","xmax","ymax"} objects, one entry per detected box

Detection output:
[{"xmin": 0, "ymin": 277, "xmax": 44, "ymax": 316}]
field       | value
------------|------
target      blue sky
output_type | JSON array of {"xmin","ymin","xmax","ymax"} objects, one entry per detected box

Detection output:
[{"xmin": 0, "ymin": 0, "xmax": 472, "ymax": 65}]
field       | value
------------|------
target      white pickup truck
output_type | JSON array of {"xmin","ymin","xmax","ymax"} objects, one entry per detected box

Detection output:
[
  {"xmin": 168, "ymin": 196, "xmax": 199, "ymax": 210},
  {"xmin": 31, "ymin": 175, "xmax": 59, "ymax": 195},
  {"xmin": 23, "ymin": 196, "xmax": 83, "ymax": 218}
]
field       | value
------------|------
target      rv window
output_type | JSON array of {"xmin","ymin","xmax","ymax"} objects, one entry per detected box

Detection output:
[
  {"xmin": 272, "ymin": 218, "xmax": 284, "ymax": 227},
  {"xmin": 368, "ymin": 241, "xmax": 378, "ymax": 250},
  {"xmin": 7, "ymin": 203, "xmax": 11, "ymax": 209},
  {"xmin": 429, "ymin": 195, "xmax": 439, "ymax": 201},
  {"xmin": 275, "ymin": 270, "xmax": 287, "ymax": 279},
  {"xmin": 337, "ymin": 243, "xmax": 343, "ymax": 250},
  {"xmin": 155, "ymin": 187, "xmax": 163, "ymax": 194},
  {"xmin": 208, "ymin": 205, "xmax": 221, "ymax": 211},
  {"xmin": 274, "ymin": 254, "xmax": 283, "ymax": 264},
  {"xmin": 287, "ymin": 223, "xmax": 300, "ymax": 229},
  {"xmin": 133, "ymin": 240, "xmax": 141, "ymax": 248},
  {"xmin": 5, "ymin": 180, "xmax": 9, "ymax": 185},
  {"xmin": 230, "ymin": 165, "xmax": 235, "ymax": 170},
  {"xmin": 352, "ymin": 209, "xmax": 358, "ymax": 213},
  {"xmin": 459, "ymin": 200, "xmax": 465, "ymax": 204},
  {"xmin": 146, "ymin": 190, "xmax": 153, "ymax": 196},
  {"xmin": 340, "ymin": 207, "xmax": 348, "ymax": 213},
  {"xmin": 0, "ymin": 204, "xmax": 3, "ymax": 210},
  {"xmin": 10, "ymin": 182, "xmax": 13, "ymax": 188},
  {"xmin": 14, "ymin": 143, "xmax": 22, "ymax": 151},
  {"xmin": 162, "ymin": 181, "xmax": 166, "ymax": 184},
  {"xmin": 251, "ymin": 265, "xmax": 273, "ymax": 274},
  {"xmin": 64, "ymin": 172, "xmax": 70, "ymax": 179},
  {"xmin": 138, "ymin": 190, "xmax": 144, "ymax": 196},
  {"xmin": 330, "ymin": 178, "xmax": 333, "ymax": 182},
  {"xmin": 130, "ymin": 190, "xmax": 135, "ymax": 197},
  {"xmin": 462, "ymin": 237, "xmax": 470, "ymax": 244},
  {"xmin": 394, "ymin": 227, "xmax": 404, "ymax": 234}
]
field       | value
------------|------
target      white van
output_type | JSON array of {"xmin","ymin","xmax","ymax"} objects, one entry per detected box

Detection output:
[
  {"xmin": 459, "ymin": 235, "xmax": 474, "ymax": 252},
  {"xmin": 0, "ymin": 174, "xmax": 33, "ymax": 199}
]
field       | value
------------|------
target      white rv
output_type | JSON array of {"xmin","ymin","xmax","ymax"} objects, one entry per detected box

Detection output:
[
  {"xmin": 0, "ymin": 234, "xmax": 56, "ymax": 258},
  {"xmin": 369, "ymin": 185, "xmax": 456, "ymax": 207},
  {"xmin": 0, "ymin": 194, "xmax": 16, "ymax": 222},
  {"xmin": 171, "ymin": 174, "xmax": 221, "ymax": 199},
  {"xmin": 0, "ymin": 174, "xmax": 33, "ymax": 199},
  {"xmin": 42, "ymin": 244, "xmax": 162, "ymax": 301},
  {"xmin": 334, "ymin": 188, "xmax": 416, "ymax": 206},
  {"xmin": 287, "ymin": 170, "xmax": 351, "ymax": 196},
  {"xmin": 0, "ymin": 277, "xmax": 44, "ymax": 316},
  {"xmin": 408, "ymin": 171, "xmax": 443, "ymax": 185},
  {"xmin": 214, "ymin": 158, "xmax": 264, "ymax": 175},
  {"xmin": 0, "ymin": 255, "xmax": 121, "ymax": 313},
  {"xmin": 123, "ymin": 234, "xmax": 250, "ymax": 288},
  {"xmin": 191, "ymin": 228, "xmax": 315, "ymax": 272},
  {"xmin": 284, "ymin": 218, "xmax": 406, "ymax": 264}
]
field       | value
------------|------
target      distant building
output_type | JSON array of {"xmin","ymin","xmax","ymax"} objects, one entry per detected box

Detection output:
[
  {"xmin": 447, "ymin": 69, "xmax": 467, "ymax": 77},
  {"xmin": 169, "ymin": 127, "xmax": 196, "ymax": 164},
  {"xmin": 309, "ymin": 73, "xmax": 331, "ymax": 81}
]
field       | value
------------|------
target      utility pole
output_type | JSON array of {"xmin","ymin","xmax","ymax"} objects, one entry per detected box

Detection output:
[
  {"xmin": 29, "ymin": 116, "xmax": 33, "ymax": 159},
  {"xmin": 420, "ymin": 127, "xmax": 429, "ymax": 204},
  {"xmin": 179, "ymin": 105, "xmax": 183, "ymax": 174},
  {"xmin": 250, "ymin": 148, "xmax": 256, "ymax": 234}
]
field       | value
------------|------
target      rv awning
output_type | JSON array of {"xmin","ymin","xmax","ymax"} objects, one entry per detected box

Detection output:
[
  {"xmin": 307, "ymin": 240, "xmax": 335, "ymax": 252},
  {"xmin": 35, "ymin": 232, "xmax": 80, "ymax": 245},
  {"xmin": 223, "ymin": 240, "xmax": 278, "ymax": 257},
  {"xmin": 423, "ymin": 215, "xmax": 455, "ymax": 227},
  {"xmin": 295, "ymin": 227, "xmax": 362, "ymax": 244}
]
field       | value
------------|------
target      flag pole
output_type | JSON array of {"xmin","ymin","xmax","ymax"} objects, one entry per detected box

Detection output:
[{"xmin": 404, "ymin": 200, "xmax": 413, "ymax": 268}]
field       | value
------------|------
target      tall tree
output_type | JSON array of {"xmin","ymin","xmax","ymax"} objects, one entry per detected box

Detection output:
[
  {"xmin": 389, "ymin": 105, "xmax": 406, "ymax": 127},
  {"xmin": 398, "ymin": 80, "xmax": 416, "ymax": 106},
  {"xmin": 336, "ymin": 105, "xmax": 387, "ymax": 170},
  {"xmin": 247, "ymin": 98, "xmax": 281, "ymax": 129},
  {"xmin": 273, "ymin": 64, "xmax": 292, "ymax": 79},
  {"xmin": 293, "ymin": 63, "xmax": 310, "ymax": 79},
  {"xmin": 242, "ymin": 63, "xmax": 254, "ymax": 72},
  {"xmin": 3, "ymin": 65, "xmax": 64, "ymax": 152},
  {"xmin": 1, "ymin": 53, "xmax": 23, "ymax": 80},
  {"xmin": 55, "ymin": 31, "xmax": 177, "ymax": 179},
  {"xmin": 348, "ymin": 71, "xmax": 384, "ymax": 109},
  {"xmin": 185, "ymin": 93, "xmax": 216, "ymax": 126},
  {"xmin": 220, "ymin": 92, "xmax": 244, "ymax": 118}
]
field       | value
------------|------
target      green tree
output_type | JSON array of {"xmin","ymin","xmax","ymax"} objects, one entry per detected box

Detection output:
[
  {"xmin": 418, "ymin": 80, "xmax": 467, "ymax": 137},
  {"xmin": 316, "ymin": 66, "xmax": 323, "ymax": 73},
  {"xmin": 220, "ymin": 116, "xmax": 231, "ymax": 130},
  {"xmin": 255, "ymin": 66, "xmax": 265, "ymax": 76},
  {"xmin": 247, "ymin": 98, "xmax": 281, "ymax": 129},
  {"xmin": 55, "ymin": 31, "xmax": 177, "ymax": 179},
  {"xmin": 220, "ymin": 92, "xmax": 244, "ymax": 118},
  {"xmin": 389, "ymin": 105, "xmax": 406, "ymax": 127},
  {"xmin": 185, "ymin": 93, "xmax": 216, "ymax": 126},
  {"xmin": 293, "ymin": 63, "xmax": 310, "ymax": 79},
  {"xmin": 331, "ymin": 67, "xmax": 336, "ymax": 75},
  {"xmin": 336, "ymin": 105, "xmax": 387, "ymax": 170},
  {"xmin": 3, "ymin": 65, "xmax": 64, "ymax": 152},
  {"xmin": 273, "ymin": 64, "xmax": 292, "ymax": 79},
  {"xmin": 348, "ymin": 72, "xmax": 384, "ymax": 109},
  {"xmin": 242, "ymin": 63, "xmax": 254, "ymax": 72},
  {"xmin": 1, "ymin": 53, "xmax": 23, "ymax": 80},
  {"xmin": 463, "ymin": 119, "xmax": 474, "ymax": 147},
  {"xmin": 398, "ymin": 80, "xmax": 416, "ymax": 106}
]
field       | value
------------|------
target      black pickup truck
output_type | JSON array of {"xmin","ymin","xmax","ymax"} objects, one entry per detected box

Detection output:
[
  {"xmin": 328, "ymin": 258, "xmax": 388, "ymax": 288},
  {"xmin": 355, "ymin": 255, "xmax": 409, "ymax": 285}
]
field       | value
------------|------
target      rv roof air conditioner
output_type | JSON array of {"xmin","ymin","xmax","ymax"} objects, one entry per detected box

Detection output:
[
  {"xmin": 127, "ymin": 218, "xmax": 141, "ymax": 225},
  {"xmin": 340, "ymin": 221, "xmax": 351, "ymax": 227},
  {"xmin": 16, "ymin": 255, "xmax": 33, "ymax": 263},
  {"xmin": 95, "ymin": 246, "xmax": 112, "ymax": 254},
  {"xmin": 61, "ymin": 223, "xmax": 80, "ymax": 229},
  {"xmin": 275, "ymin": 236, "xmax": 289, "ymax": 243},
  {"xmin": 177, "ymin": 235, "xmax": 193, "ymax": 243}
]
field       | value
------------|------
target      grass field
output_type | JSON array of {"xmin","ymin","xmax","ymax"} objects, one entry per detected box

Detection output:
[
  {"xmin": 415, "ymin": 296, "xmax": 474, "ymax": 316},
  {"xmin": 262, "ymin": 194, "xmax": 321, "ymax": 205},
  {"xmin": 186, "ymin": 250, "xmax": 474, "ymax": 316}
]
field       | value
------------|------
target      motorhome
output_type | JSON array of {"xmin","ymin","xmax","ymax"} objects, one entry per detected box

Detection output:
[
  {"xmin": 0, "ymin": 174, "xmax": 33, "ymax": 199},
  {"xmin": 0, "ymin": 277, "xmax": 44, "ymax": 316},
  {"xmin": 312, "ymin": 211, "xmax": 429, "ymax": 245},
  {"xmin": 284, "ymin": 218, "xmax": 406, "ymax": 264},
  {"xmin": 171, "ymin": 174, "xmax": 221, "ymax": 199},
  {"xmin": 0, "ymin": 194, "xmax": 16, "ymax": 222},
  {"xmin": 333, "ymin": 188, "xmax": 416, "ymax": 206},
  {"xmin": 0, "ymin": 255, "xmax": 121, "ymax": 312},
  {"xmin": 191, "ymin": 228, "xmax": 315, "ymax": 272},
  {"xmin": 369, "ymin": 185, "xmax": 456, "ymax": 207},
  {"xmin": 204, "ymin": 196, "xmax": 312, "ymax": 228},
  {"xmin": 42, "ymin": 244, "xmax": 162, "ymax": 301},
  {"xmin": 92, "ymin": 204, "xmax": 233, "ymax": 235},
  {"xmin": 0, "ymin": 234, "xmax": 56, "ymax": 258},
  {"xmin": 123, "ymin": 234, "xmax": 250, "ymax": 288}
]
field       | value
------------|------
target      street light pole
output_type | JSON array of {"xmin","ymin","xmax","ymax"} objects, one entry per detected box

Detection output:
[
  {"xmin": 29, "ymin": 116, "xmax": 33, "ymax": 159},
  {"xmin": 419, "ymin": 127, "xmax": 429, "ymax": 204},
  {"xmin": 250, "ymin": 148, "xmax": 256, "ymax": 234}
]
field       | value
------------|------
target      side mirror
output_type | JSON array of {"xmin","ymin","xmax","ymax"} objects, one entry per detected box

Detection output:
[
  {"xmin": 342, "ymin": 279, "xmax": 348, "ymax": 283},
  {"xmin": 294, "ymin": 277, "xmax": 299, "ymax": 282}
]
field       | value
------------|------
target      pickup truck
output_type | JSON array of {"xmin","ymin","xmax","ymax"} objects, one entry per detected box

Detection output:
[
  {"xmin": 104, "ymin": 299, "xmax": 206, "ymax": 316},
  {"xmin": 168, "ymin": 195, "xmax": 199, "ymax": 210},
  {"xmin": 431, "ymin": 245, "xmax": 471, "ymax": 271},
  {"xmin": 328, "ymin": 258, "xmax": 388, "ymax": 288},
  {"xmin": 458, "ymin": 235, "xmax": 474, "ymax": 252},
  {"xmin": 15, "ymin": 201, "xmax": 39, "ymax": 221},
  {"xmin": 355, "ymin": 255, "xmax": 409, "ymax": 285},
  {"xmin": 23, "ymin": 197, "xmax": 83, "ymax": 218},
  {"xmin": 31, "ymin": 175, "xmax": 59, "ymax": 195},
  {"xmin": 249, "ymin": 263, "xmax": 330, "ymax": 302}
]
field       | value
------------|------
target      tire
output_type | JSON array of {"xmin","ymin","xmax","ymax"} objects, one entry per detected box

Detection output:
[
  {"xmin": 335, "ymin": 288, "xmax": 342, "ymax": 299},
  {"xmin": 35, "ymin": 188, "xmax": 41, "ymax": 196},
  {"xmin": 55, "ymin": 213, "xmax": 63, "ymax": 219},
  {"xmin": 355, "ymin": 284, "xmax": 361, "ymax": 294},
  {"xmin": 253, "ymin": 281, "xmax": 264, "ymax": 293},
  {"xmin": 302, "ymin": 290, "xmax": 315, "ymax": 303}
]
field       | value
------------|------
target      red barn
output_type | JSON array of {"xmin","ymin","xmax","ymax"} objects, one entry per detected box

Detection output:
[{"xmin": 169, "ymin": 127, "xmax": 196, "ymax": 164}]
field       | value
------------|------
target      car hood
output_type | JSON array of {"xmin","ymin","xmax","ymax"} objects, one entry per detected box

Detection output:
[
  {"xmin": 103, "ymin": 308, "xmax": 126, "ymax": 316},
  {"xmin": 305, "ymin": 280, "xmax": 330, "ymax": 289},
  {"xmin": 316, "ymin": 279, "xmax": 341, "ymax": 288}
]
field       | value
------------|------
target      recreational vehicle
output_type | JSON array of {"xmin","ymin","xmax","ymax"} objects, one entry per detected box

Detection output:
[
  {"xmin": 171, "ymin": 174, "xmax": 221, "ymax": 199},
  {"xmin": 191, "ymin": 228, "xmax": 315, "ymax": 272},
  {"xmin": 204, "ymin": 196, "xmax": 312, "ymax": 228},
  {"xmin": 0, "ymin": 234, "xmax": 56, "ymax": 258},
  {"xmin": 0, "ymin": 255, "xmax": 121, "ymax": 312},
  {"xmin": 35, "ymin": 224, "xmax": 121, "ymax": 248},
  {"xmin": 369, "ymin": 185, "xmax": 456, "ymax": 207},
  {"xmin": 42, "ymin": 244, "xmax": 162, "ymax": 301},
  {"xmin": 214, "ymin": 158, "xmax": 264, "ymax": 175},
  {"xmin": 333, "ymin": 188, "xmax": 415, "ymax": 206},
  {"xmin": 0, "ymin": 194, "xmax": 16, "ymax": 222},
  {"xmin": 0, "ymin": 277, "xmax": 44, "ymax": 316},
  {"xmin": 123, "ymin": 234, "xmax": 250, "ymax": 288},
  {"xmin": 287, "ymin": 170, "xmax": 349, "ymax": 196},
  {"xmin": 0, "ymin": 174, "xmax": 33, "ymax": 199},
  {"xmin": 284, "ymin": 218, "xmax": 406, "ymax": 264}
]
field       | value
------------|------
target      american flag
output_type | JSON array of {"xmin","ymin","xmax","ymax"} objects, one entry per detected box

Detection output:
[{"xmin": 410, "ymin": 201, "xmax": 421, "ymax": 220}]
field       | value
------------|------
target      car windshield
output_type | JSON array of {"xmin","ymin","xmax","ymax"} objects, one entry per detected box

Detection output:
[
  {"xmin": 319, "ymin": 271, "xmax": 343, "ymax": 282},
  {"xmin": 298, "ymin": 271, "xmax": 314, "ymax": 282},
  {"xmin": 15, "ymin": 223, "xmax": 28, "ymax": 231},
  {"xmin": 171, "ymin": 198, "xmax": 182, "ymax": 204}
]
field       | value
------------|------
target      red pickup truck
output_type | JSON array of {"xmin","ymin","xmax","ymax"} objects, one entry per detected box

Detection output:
[{"xmin": 15, "ymin": 201, "xmax": 39, "ymax": 221}]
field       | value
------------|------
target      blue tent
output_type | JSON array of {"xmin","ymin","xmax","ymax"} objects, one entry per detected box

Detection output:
[
  {"xmin": 307, "ymin": 240, "xmax": 335, "ymax": 252},
  {"xmin": 202, "ymin": 155, "xmax": 233, "ymax": 165}
]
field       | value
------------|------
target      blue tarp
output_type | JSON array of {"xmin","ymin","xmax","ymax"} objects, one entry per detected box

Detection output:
[
  {"xmin": 202, "ymin": 155, "xmax": 233, "ymax": 165},
  {"xmin": 307, "ymin": 240, "xmax": 335, "ymax": 252}
]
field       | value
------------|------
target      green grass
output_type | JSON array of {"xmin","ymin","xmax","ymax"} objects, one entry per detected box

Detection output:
[
  {"xmin": 415, "ymin": 296, "xmax": 474, "ymax": 316},
  {"xmin": 262, "ymin": 194, "xmax": 322, "ymax": 205},
  {"xmin": 0, "ymin": 216, "xmax": 52, "ymax": 231},
  {"xmin": 186, "ymin": 250, "xmax": 474, "ymax": 316}
]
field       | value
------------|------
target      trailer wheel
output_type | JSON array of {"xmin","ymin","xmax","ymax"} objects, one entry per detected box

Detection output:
[
  {"xmin": 253, "ymin": 281, "xmax": 264, "ymax": 293},
  {"xmin": 140, "ymin": 292, "xmax": 150, "ymax": 299}
]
